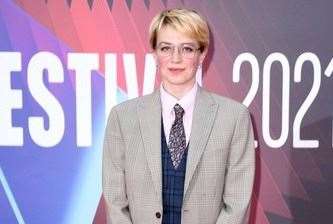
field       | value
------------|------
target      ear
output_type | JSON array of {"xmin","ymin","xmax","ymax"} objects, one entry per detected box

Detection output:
[
  {"xmin": 198, "ymin": 48, "xmax": 208, "ymax": 65},
  {"xmin": 152, "ymin": 49, "xmax": 157, "ymax": 59},
  {"xmin": 152, "ymin": 50, "xmax": 158, "ymax": 65}
]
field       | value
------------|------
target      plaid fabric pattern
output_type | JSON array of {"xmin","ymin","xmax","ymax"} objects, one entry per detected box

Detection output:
[
  {"xmin": 103, "ymin": 88, "xmax": 255, "ymax": 223},
  {"xmin": 162, "ymin": 120, "xmax": 188, "ymax": 224}
]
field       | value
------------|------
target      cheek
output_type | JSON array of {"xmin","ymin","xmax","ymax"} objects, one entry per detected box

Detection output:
[
  {"xmin": 192, "ymin": 61, "xmax": 199, "ymax": 68},
  {"xmin": 157, "ymin": 58, "xmax": 168, "ymax": 70},
  {"xmin": 186, "ymin": 60, "xmax": 199, "ymax": 71}
]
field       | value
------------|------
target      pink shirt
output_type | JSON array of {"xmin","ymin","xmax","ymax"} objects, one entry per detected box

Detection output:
[{"xmin": 160, "ymin": 83, "xmax": 198, "ymax": 146}]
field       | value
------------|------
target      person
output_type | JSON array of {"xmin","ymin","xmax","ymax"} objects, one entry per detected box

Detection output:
[{"xmin": 102, "ymin": 8, "xmax": 255, "ymax": 224}]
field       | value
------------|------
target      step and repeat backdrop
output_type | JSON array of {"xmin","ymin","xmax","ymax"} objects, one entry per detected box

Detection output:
[{"xmin": 0, "ymin": 0, "xmax": 332, "ymax": 223}]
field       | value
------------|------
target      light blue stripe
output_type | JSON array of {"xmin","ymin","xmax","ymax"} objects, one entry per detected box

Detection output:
[
  {"xmin": 0, "ymin": 166, "xmax": 25, "ymax": 224},
  {"xmin": 63, "ymin": 88, "xmax": 127, "ymax": 224}
]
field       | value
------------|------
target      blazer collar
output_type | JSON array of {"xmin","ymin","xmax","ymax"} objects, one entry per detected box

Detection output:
[
  {"xmin": 184, "ymin": 87, "xmax": 218, "ymax": 198},
  {"xmin": 137, "ymin": 89, "xmax": 163, "ymax": 202}
]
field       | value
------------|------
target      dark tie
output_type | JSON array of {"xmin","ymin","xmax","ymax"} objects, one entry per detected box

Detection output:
[{"xmin": 168, "ymin": 104, "xmax": 186, "ymax": 169}]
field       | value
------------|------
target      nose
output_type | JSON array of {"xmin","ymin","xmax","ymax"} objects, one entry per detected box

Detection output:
[{"xmin": 170, "ymin": 47, "xmax": 182, "ymax": 63}]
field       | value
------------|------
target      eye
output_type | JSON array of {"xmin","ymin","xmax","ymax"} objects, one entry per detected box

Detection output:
[
  {"xmin": 182, "ymin": 46, "xmax": 195, "ymax": 53},
  {"xmin": 160, "ymin": 46, "xmax": 172, "ymax": 52}
]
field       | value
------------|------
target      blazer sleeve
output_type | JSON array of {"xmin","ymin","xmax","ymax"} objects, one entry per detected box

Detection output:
[
  {"xmin": 102, "ymin": 108, "xmax": 133, "ymax": 224},
  {"xmin": 216, "ymin": 107, "xmax": 255, "ymax": 224}
]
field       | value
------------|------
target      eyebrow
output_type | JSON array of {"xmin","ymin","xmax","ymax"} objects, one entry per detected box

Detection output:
[{"xmin": 157, "ymin": 42, "xmax": 197, "ymax": 46}]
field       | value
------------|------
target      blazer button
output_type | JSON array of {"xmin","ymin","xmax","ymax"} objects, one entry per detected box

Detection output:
[{"xmin": 155, "ymin": 212, "xmax": 161, "ymax": 219}]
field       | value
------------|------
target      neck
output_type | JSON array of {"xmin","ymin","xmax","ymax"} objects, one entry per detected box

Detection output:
[{"xmin": 162, "ymin": 82, "xmax": 196, "ymax": 100}]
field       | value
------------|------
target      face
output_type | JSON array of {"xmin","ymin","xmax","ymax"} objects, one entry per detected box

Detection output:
[{"xmin": 153, "ymin": 26, "xmax": 206, "ymax": 92}]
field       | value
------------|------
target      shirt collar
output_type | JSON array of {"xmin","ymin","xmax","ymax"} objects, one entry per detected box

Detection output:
[{"xmin": 160, "ymin": 82, "xmax": 198, "ymax": 116}]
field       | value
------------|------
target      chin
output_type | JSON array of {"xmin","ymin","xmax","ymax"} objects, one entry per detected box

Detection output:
[{"xmin": 165, "ymin": 78, "xmax": 195, "ymax": 88}]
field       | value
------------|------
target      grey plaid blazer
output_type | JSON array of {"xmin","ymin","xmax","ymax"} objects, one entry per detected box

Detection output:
[{"xmin": 103, "ymin": 87, "xmax": 255, "ymax": 224}]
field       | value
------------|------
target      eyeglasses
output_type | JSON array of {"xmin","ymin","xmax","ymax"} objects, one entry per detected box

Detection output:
[{"xmin": 156, "ymin": 43, "xmax": 201, "ymax": 59}]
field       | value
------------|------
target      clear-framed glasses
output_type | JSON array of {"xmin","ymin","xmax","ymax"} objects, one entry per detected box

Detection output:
[{"xmin": 156, "ymin": 43, "xmax": 201, "ymax": 59}]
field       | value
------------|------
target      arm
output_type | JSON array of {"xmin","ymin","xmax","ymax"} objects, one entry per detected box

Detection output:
[
  {"xmin": 102, "ymin": 108, "xmax": 133, "ymax": 224},
  {"xmin": 216, "ymin": 107, "xmax": 255, "ymax": 224}
]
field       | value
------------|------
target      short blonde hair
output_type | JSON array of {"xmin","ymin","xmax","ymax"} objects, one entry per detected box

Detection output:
[{"xmin": 149, "ymin": 8, "xmax": 209, "ymax": 52}]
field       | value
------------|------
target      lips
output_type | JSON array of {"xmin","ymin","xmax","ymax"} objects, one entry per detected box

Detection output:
[{"xmin": 168, "ymin": 68, "xmax": 185, "ymax": 74}]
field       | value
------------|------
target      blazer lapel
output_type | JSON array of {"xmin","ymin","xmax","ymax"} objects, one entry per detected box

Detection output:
[
  {"xmin": 137, "ymin": 89, "xmax": 162, "ymax": 202},
  {"xmin": 184, "ymin": 88, "xmax": 218, "ymax": 196}
]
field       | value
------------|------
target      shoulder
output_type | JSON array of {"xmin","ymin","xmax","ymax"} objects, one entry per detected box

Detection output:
[
  {"xmin": 202, "ymin": 88, "xmax": 249, "ymax": 115},
  {"xmin": 111, "ymin": 97, "xmax": 140, "ymax": 114},
  {"xmin": 109, "ymin": 90, "xmax": 159, "ymax": 117}
]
